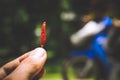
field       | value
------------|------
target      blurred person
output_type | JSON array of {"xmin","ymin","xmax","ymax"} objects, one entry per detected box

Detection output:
[
  {"xmin": 70, "ymin": 3, "xmax": 120, "ymax": 79},
  {"xmin": 69, "ymin": 0, "xmax": 114, "ymax": 80},
  {"xmin": 0, "ymin": 47, "xmax": 47, "ymax": 80},
  {"xmin": 70, "ymin": 16, "xmax": 112, "ymax": 80}
]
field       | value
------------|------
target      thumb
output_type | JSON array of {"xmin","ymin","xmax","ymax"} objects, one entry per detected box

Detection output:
[{"xmin": 4, "ymin": 48, "xmax": 47, "ymax": 80}]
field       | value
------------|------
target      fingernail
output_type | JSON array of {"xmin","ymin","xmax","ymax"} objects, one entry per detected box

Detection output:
[{"xmin": 31, "ymin": 47, "xmax": 46, "ymax": 58}]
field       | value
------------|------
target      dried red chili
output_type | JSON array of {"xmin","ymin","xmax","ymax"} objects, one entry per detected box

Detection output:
[{"xmin": 40, "ymin": 21, "xmax": 46, "ymax": 47}]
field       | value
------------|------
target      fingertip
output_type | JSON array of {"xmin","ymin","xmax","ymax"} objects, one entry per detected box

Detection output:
[
  {"xmin": 31, "ymin": 47, "xmax": 47, "ymax": 59},
  {"xmin": 34, "ymin": 47, "xmax": 47, "ymax": 54}
]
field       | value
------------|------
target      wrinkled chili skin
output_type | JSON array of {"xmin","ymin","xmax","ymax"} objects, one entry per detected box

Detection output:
[
  {"xmin": 40, "ymin": 22, "xmax": 46, "ymax": 46},
  {"xmin": 41, "ymin": 31, "xmax": 46, "ymax": 45}
]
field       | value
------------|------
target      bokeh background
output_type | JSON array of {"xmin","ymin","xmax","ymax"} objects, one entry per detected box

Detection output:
[{"xmin": 0, "ymin": 0, "xmax": 120, "ymax": 80}]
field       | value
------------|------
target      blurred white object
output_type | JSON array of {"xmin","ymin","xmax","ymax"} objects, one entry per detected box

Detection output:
[
  {"xmin": 60, "ymin": 11, "xmax": 76, "ymax": 21},
  {"xmin": 70, "ymin": 21, "xmax": 106, "ymax": 45}
]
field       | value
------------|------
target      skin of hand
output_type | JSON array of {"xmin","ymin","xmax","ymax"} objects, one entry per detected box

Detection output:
[{"xmin": 0, "ymin": 47, "xmax": 47, "ymax": 80}]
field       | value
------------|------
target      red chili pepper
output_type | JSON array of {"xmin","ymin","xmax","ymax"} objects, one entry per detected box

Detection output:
[{"xmin": 40, "ymin": 21, "xmax": 46, "ymax": 47}]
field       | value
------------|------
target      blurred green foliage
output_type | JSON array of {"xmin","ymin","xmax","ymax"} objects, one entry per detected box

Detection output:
[
  {"xmin": 0, "ymin": 0, "xmax": 120, "ymax": 79},
  {"xmin": 0, "ymin": 0, "xmax": 83, "ymax": 65},
  {"xmin": 0, "ymin": 0, "xmax": 61, "ymax": 65}
]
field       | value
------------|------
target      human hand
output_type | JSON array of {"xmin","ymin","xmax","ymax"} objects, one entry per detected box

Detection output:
[{"xmin": 0, "ymin": 47, "xmax": 47, "ymax": 80}]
